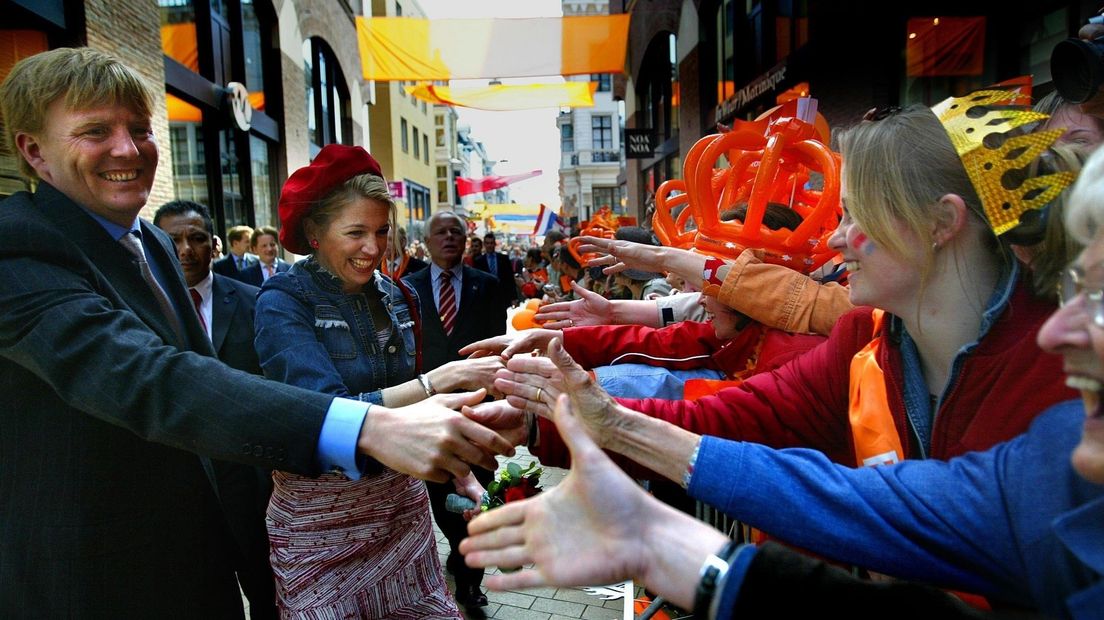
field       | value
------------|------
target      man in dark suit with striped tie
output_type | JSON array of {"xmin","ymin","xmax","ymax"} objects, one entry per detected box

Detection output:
[{"xmin": 403, "ymin": 211, "xmax": 505, "ymax": 611}]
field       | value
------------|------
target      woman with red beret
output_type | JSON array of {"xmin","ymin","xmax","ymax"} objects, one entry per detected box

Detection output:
[{"xmin": 253, "ymin": 145, "xmax": 505, "ymax": 618}]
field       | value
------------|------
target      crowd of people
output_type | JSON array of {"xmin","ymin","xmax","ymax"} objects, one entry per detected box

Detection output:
[{"xmin": 2, "ymin": 19, "xmax": 1104, "ymax": 620}]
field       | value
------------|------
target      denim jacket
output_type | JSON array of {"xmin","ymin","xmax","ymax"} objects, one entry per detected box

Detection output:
[{"xmin": 254, "ymin": 257, "xmax": 419, "ymax": 404}]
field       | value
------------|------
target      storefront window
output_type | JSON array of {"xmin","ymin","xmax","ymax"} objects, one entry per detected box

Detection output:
[
  {"xmin": 160, "ymin": 0, "xmax": 199, "ymax": 75},
  {"xmin": 220, "ymin": 128, "xmax": 245, "ymax": 226},
  {"xmin": 167, "ymin": 93, "xmax": 208, "ymax": 203},
  {"xmin": 250, "ymin": 135, "xmax": 275, "ymax": 227},
  {"xmin": 241, "ymin": 0, "xmax": 266, "ymax": 111},
  {"xmin": 162, "ymin": 0, "xmax": 281, "ymax": 237}
]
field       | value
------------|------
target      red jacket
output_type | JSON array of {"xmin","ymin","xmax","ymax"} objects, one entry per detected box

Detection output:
[
  {"xmin": 534, "ymin": 278, "xmax": 1075, "ymax": 470},
  {"xmin": 562, "ymin": 321, "xmax": 825, "ymax": 380}
]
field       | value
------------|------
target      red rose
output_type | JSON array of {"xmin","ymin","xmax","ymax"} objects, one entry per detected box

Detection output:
[{"xmin": 503, "ymin": 486, "xmax": 529, "ymax": 503}]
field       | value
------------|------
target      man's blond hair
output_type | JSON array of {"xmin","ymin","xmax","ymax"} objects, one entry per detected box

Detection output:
[
  {"xmin": 0, "ymin": 47, "xmax": 154, "ymax": 179},
  {"xmin": 227, "ymin": 225, "xmax": 255, "ymax": 245}
]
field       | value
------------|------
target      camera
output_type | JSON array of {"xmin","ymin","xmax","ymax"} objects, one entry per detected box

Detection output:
[{"xmin": 1051, "ymin": 35, "xmax": 1104, "ymax": 103}]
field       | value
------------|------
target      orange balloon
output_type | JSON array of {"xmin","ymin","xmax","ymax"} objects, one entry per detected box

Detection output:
[
  {"xmin": 511, "ymin": 309, "xmax": 539, "ymax": 331},
  {"xmin": 525, "ymin": 298, "xmax": 542, "ymax": 312}
]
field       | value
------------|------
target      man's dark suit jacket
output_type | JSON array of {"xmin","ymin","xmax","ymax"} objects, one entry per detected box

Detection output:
[
  {"xmin": 473, "ymin": 251, "xmax": 518, "ymax": 309},
  {"xmin": 207, "ymin": 273, "xmax": 276, "ymax": 618},
  {"xmin": 210, "ymin": 274, "xmax": 262, "ymax": 375},
  {"xmin": 212, "ymin": 253, "xmax": 257, "ymax": 281},
  {"xmin": 0, "ymin": 183, "xmax": 333, "ymax": 617},
  {"xmin": 237, "ymin": 258, "xmax": 291, "ymax": 288},
  {"xmin": 403, "ymin": 264, "xmax": 505, "ymax": 591},
  {"xmin": 403, "ymin": 264, "xmax": 506, "ymax": 371}
]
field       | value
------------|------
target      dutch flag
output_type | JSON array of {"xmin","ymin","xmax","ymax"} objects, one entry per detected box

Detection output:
[{"xmin": 533, "ymin": 204, "xmax": 566, "ymax": 236}]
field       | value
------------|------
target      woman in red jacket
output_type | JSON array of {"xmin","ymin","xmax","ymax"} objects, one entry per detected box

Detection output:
[{"xmin": 498, "ymin": 98, "xmax": 1076, "ymax": 472}]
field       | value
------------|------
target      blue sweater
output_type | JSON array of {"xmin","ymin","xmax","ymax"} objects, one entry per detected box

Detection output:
[{"xmin": 689, "ymin": 401, "xmax": 1104, "ymax": 619}]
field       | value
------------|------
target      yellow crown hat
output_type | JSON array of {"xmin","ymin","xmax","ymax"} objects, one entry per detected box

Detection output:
[{"xmin": 932, "ymin": 78, "xmax": 1076, "ymax": 236}]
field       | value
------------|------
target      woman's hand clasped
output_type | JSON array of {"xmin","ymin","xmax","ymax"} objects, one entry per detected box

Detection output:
[{"xmin": 357, "ymin": 389, "xmax": 516, "ymax": 483}]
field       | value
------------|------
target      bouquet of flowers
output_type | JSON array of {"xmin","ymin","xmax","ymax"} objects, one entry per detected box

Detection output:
[
  {"xmin": 483, "ymin": 461, "xmax": 543, "ymax": 510},
  {"xmin": 446, "ymin": 461, "xmax": 544, "ymax": 514}
]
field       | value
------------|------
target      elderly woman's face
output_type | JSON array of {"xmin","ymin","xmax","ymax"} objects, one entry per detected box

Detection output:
[
  {"xmin": 313, "ymin": 197, "xmax": 391, "ymax": 294},
  {"xmin": 1038, "ymin": 227, "xmax": 1104, "ymax": 485}
]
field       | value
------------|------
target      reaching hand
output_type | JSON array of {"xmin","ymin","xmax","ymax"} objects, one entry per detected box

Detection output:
[
  {"xmin": 460, "ymin": 394, "xmax": 654, "ymax": 589},
  {"xmin": 533, "ymin": 282, "xmax": 612, "ymax": 329},
  {"xmin": 357, "ymin": 389, "xmax": 515, "ymax": 482},
  {"xmin": 459, "ymin": 335, "xmax": 514, "ymax": 359},
  {"xmin": 494, "ymin": 338, "xmax": 621, "ymax": 446},
  {"xmin": 462, "ymin": 399, "xmax": 529, "ymax": 447},
  {"xmin": 575, "ymin": 235, "xmax": 667, "ymax": 277},
  {"xmin": 459, "ymin": 329, "xmax": 559, "ymax": 360},
  {"xmin": 435, "ymin": 356, "xmax": 507, "ymax": 397},
  {"xmin": 452, "ymin": 472, "xmax": 487, "ymax": 521}
]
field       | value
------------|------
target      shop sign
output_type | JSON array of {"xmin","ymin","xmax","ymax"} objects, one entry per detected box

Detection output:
[
  {"xmin": 715, "ymin": 62, "xmax": 787, "ymax": 123},
  {"xmin": 625, "ymin": 129, "xmax": 655, "ymax": 159},
  {"xmin": 388, "ymin": 180, "xmax": 405, "ymax": 199},
  {"xmin": 226, "ymin": 82, "xmax": 253, "ymax": 131}
]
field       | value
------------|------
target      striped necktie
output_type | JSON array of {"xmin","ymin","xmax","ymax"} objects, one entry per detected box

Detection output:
[
  {"xmin": 118, "ymin": 231, "xmax": 185, "ymax": 345},
  {"xmin": 438, "ymin": 270, "xmax": 457, "ymax": 336}
]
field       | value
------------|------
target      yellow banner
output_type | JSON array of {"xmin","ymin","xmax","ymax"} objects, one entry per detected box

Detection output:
[
  {"xmin": 357, "ymin": 15, "xmax": 629, "ymax": 81},
  {"xmin": 405, "ymin": 82, "xmax": 594, "ymax": 110}
]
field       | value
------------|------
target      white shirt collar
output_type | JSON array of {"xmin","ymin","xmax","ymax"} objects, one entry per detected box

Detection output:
[{"xmin": 193, "ymin": 271, "xmax": 214, "ymax": 300}]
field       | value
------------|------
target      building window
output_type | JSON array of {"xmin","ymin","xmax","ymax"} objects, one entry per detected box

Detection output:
[
  {"xmin": 413, "ymin": 127, "xmax": 420, "ymax": 159},
  {"xmin": 592, "ymin": 116, "xmax": 613, "ymax": 150},
  {"xmin": 592, "ymin": 73, "xmax": 612, "ymax": 92},
  {"xmin": 423, "ymin": 134, "xmax": 429, "ymax": 164},
  {"xmin": 161, "ymin": 0, "xmax": 282, "ymax": 234},
  {"xmin": 401, "ymin": 118, "xmax": 409, "ymax": 152},
  {"xmin": 593, "ymin": 187, "xmax": 618, "ymax": 213},
  {"xmin": 396, "ymin": 2, "xmax": 402, "ymax": 16},
  {"xmin": 304, "ymin": 37, "xmax": 352, "ymax": 157},
  {"xmin": 436, "ymin": 126, "xmax": 446, "ymax": 147},
  {"xmin": 716, "ymin": 0, "xmax": 736, "ymax": 103},
  {"xmin": 561, "ymin": 123, "xmax": 574, "ymax": 152}
]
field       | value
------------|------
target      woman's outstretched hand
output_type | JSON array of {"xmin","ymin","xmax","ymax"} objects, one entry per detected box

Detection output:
[{"xmin": 357, "ymin": 389, "xmax": 515, "ymax": 482}]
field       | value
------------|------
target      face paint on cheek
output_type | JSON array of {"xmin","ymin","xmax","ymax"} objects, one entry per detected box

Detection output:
[{"xmin": 851, "ymin": 232, "xmax": 877, "ymax": 256}]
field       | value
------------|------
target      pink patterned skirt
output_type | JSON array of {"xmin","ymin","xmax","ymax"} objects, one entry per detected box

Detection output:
[{"xmin": 267, "ymin": 468, "xmax": 461, "ymax": 619}]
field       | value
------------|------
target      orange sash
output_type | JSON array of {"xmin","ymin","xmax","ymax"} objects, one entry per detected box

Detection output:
[{"xmin": 847, "ymin": 309, "xmax": 904, "ymax": 467}]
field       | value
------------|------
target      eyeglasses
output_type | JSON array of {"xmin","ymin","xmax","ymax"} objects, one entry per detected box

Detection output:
[{"xmin": 1058, "ymin": 265, "xmax": 1104, "ymax": 328}]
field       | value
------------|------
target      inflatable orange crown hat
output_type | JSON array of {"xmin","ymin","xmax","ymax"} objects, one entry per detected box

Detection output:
[
  {"xmin": 567, "ymin": 205, "xmax": 618, "ymax": 266},
  {"xmin": 931, "ymin": 77, "xmax": 1075, "ymax": 236},
  {"xmin": 653, "ymin": 98, "xmax": 842, "ymax": 274}
]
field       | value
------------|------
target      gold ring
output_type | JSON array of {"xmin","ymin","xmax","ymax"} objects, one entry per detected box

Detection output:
[{"xmin": 535, "ymin": 387, "xmax": 543, "ymax": 402}]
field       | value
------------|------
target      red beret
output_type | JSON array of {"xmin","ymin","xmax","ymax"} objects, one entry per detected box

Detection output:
[{"xmin": 278, "ymin": 144, "xmax": 384, "ymax": 255}]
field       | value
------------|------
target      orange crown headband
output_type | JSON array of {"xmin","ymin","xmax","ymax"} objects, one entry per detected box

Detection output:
[{"xmin": 654, "ymin": 98, "xmax": 841, "ymax": 274}]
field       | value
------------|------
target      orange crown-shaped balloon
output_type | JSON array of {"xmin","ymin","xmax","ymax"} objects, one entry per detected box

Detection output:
[{"xmin": 653, "ymin": 98, "xmax": 841, "ymax": 274}]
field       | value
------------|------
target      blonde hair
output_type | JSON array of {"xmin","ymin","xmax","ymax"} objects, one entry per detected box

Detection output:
[
  {"xmin": 300, "ymin": 174, "xmax": 397, "ymax": 255},
  {"xmin": 1025, "ymin": 145, "xmax": 1086, "ymax": 298},
  {"xmin": 0, "ymin": 48, "xmax": 154, "ymax": 179},
  {"xmin": 1065, "ymin": 145, "xmax": 1104, "ymax": 246},
  {"xmin": 227, "ymin": 225, "xmax": 255, "ymax": 245},
  {"xmin": 837, "ymin": 105, "xmax": 996, "ymax": 277}
]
